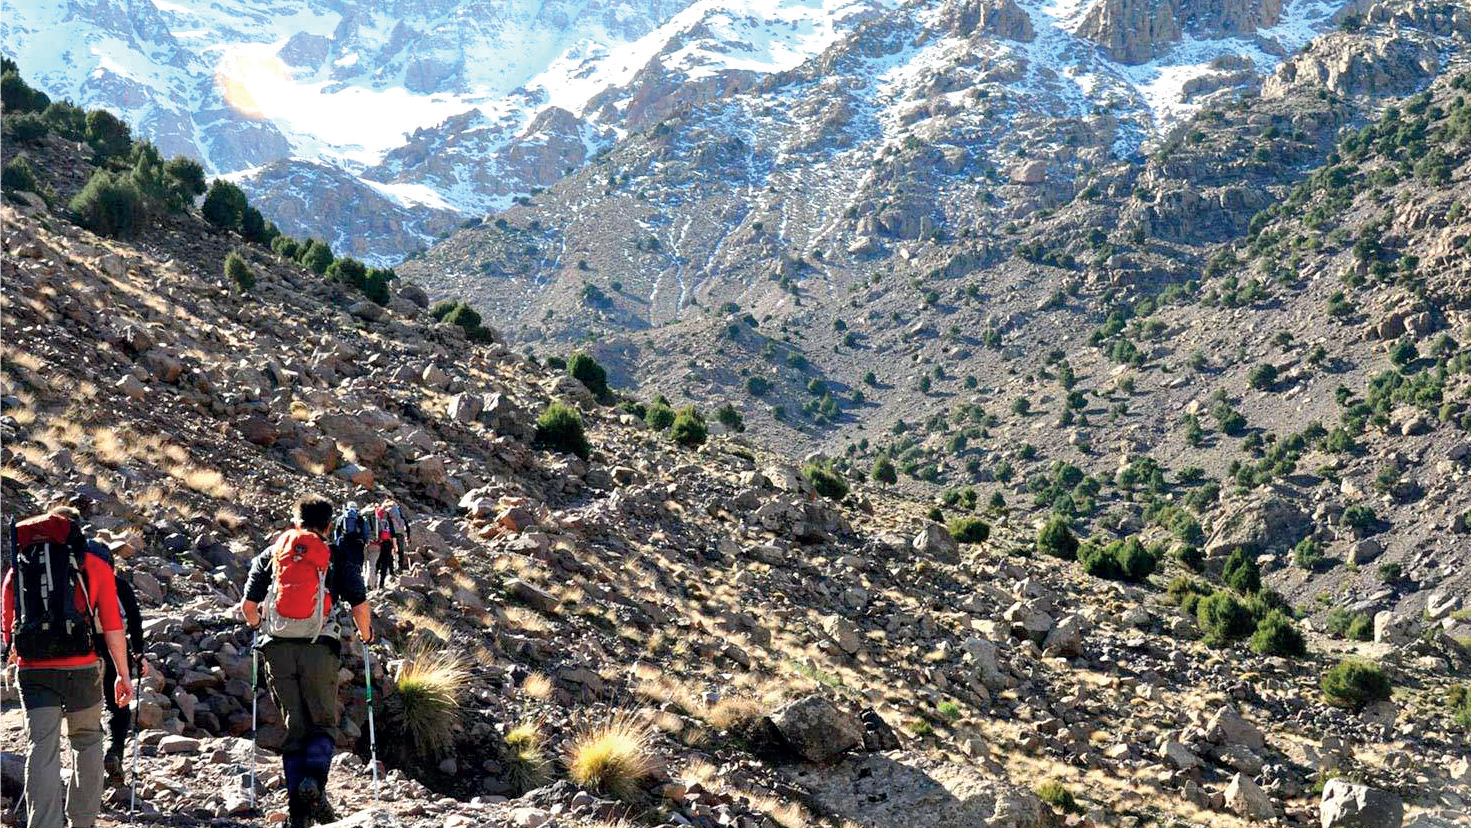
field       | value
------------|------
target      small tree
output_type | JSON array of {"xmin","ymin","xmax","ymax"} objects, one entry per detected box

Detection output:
[
  {"xmin": 567, "ymin": 352, "xmax": 609, "ymax": 400},
  {"xmin": 645, "ymin": 402, "xmax": 675, "ymax": 431},
  {"xmin": 1250, "ymin": 610, "xmax": 1306, "ymax": 657},
  {"xmin": 299, "ymin": 239, "xmax": 334, "ymax": 274},
  {"xmin": 871, "ymin": 456, "xmax": 897, "ymax": 486},
  {"xmin": 947, "ymin": 516, "xmax": 990, "ymax": 544},
  {"xmin": 803, "ymin": 462, "xmax": 849, "ymax": 501},
  {"xmin": 1292, "ymin": 538, "xmax": 1324, "ymax": 570},
  {"xmin": 1247, "ymin": 363, "xmax": 1278, "ymax": 391},
  {"xmin": 1223, "ymin": 548, "xmax": 1261, "ymax": 594},
  {"xmin": 6, "ymin": 112, "xmax": 49, "ymax": 142},
  {"xmin": 202, "ymin": 179, "xmax": 248, "ymax": 231},
  {"xmin": 715, "ymin": 403, "xmax": 745, "ymax": 433},
  {"xmin": 68, "ymin": 170, "xmax": 143, "ymax": 238},
  {"xmin": 1197, "ymin": 592, "xmax": 1255, "ymax": 646},
  {"xmin": 670, "ymin": 407, "xmax": 707, "ymax": 448},
  {"xmin": 534, "ymin": 403, "xmax": 590, "ymax": 459},
  {"xmin": 1, "ymin": 70, "xmax": 51, "ymax": 113},
  {"xmin": 84, "ymin": 109, "xmax": 132, "ymax": 160},
  {"xmin": 1036, "ymin": 517, "xmax": 1078, "ymax": 559},
  {"xmin": 2, "ymin": 156, "xmax": 46, "ymax": 200},
  {"xmin": 1320, "ymin": 659, "xmax": 1391, "ymax": 710},
  {"xmin": 224, "ymin": 250, "xmax": 255, "ymax": 292}
]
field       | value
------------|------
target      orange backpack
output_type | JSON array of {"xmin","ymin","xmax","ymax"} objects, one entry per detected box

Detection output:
[{"xmin": 261, "ymin": 528, "xmax": 332, "ymax": 640}]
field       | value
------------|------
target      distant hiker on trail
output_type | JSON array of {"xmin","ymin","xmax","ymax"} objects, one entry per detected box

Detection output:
[
  {"xmin": 370, "ymin": 500, "xmax": 404, "ymax": 589},
  {"xmin": 89, "ymin": 540, "xmax": 145, "ymax": 785},
  {"xmin": 2, "ymin": 506, "xmax": 134, "ymax": 828},
  {"xmin": 384, "ymin": 499, "xmax": 410, "ymax": 577},
  {"xmin": 330, "ymin": 501, "xmax": 371, "ymax": 582},
  {"xmin": 239, "ymin": 495, "xmax": 371, "ymax": 828}
]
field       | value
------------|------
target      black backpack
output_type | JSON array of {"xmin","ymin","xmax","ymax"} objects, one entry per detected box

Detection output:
[
  {"xmin": 334, "ymin": 509, "xmax": 367, "ymax": 545},
  {"xmin": 7, "ymin": 513, "xmax": 97, "ymax": 661}
]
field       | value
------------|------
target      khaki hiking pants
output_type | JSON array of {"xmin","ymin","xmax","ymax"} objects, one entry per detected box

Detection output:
[
  {"xmin": 261, "ymin": 640, "xmax": 341, "ymax": 752},
  {"xmin": 17, "ymin": 663, "xmax": 106, "ymax": 828}
]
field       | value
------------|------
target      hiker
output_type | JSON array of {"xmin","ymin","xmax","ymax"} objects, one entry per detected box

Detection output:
[
  {"xmin": 384, "ymin": 499, "xmax": 410, "ymax": 574},
  {"xmin": 371, "ymin": 501, "xmax": 402, "ymax": 589},
  {"xmin": 91, "ymin": 540, "xmax": 145, "ymax": 785},
  {"xmin": 330, "ymin": 501, "xmax": 371, "ymax": 583},
  {"xmin": 239, "ymin": 495, "xmax": 370, "ymax": 828},
  {"xmin": 1, "ymin": 506, "xmax": 134, "ymax": 828}
]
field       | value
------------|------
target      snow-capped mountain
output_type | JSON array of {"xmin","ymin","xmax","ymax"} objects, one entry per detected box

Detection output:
[{"xmin": 3, "ymin": 0, "xmax": 1349, "ymax": 263}]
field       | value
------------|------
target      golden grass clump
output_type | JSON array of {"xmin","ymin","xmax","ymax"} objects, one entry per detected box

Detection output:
[
  {"xmin": 502, "ymin": 720, "xmax": 551, "ymax": 791},
  {"xmin": 521, "ymin": 672, "xmax": 554, "ymax": 701},
  {"xmin": 395, "ymin": 645, "xmax": 470, "ymax": 759},
  {"xmin": 565, "ymin": 712, "xmax": 659, "ymax": 801}
]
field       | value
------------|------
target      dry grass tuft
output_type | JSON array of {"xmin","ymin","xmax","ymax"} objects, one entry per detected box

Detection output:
[
  {"xmin": 521, "ymin": 672, "xmax": 554, "ymax": 701},
  {"xmin": 565, "ymin": 712, "xmax": 659, "ymax": 801},
  {"xmin": 502, "ymin": 719, "xmax": 551, "ymax": 791},
  {"xmin": 394, "ymin": 645, "xmax": 470, "ymax": 759}
]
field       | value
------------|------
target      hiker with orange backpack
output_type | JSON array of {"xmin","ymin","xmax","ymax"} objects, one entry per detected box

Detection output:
[
  {"xmin": 238, "ymin": 495, "xmax": 371, "ymax": 828},
  {"xmin": 1, "ymin": 506, "xmax": 134, "ymax": 828}
]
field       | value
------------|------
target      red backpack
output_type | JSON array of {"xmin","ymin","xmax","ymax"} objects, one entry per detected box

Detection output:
[
  {"xmin": 7, "ymin": 513, "xmax": 96, "ymax": 660},
  {"xmin": 261, "ymin": 528, "xmax": 331, "ymax": 640}
]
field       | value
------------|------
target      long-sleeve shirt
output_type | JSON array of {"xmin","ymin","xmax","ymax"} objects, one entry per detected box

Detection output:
[
  {"xmin": 2, "ymin": 548, "xmax": 123, "ymax": 669},
  {"xmin": 86, "ymin": 541, "xmax": 145, "ymax": 661},
  {"xmin": 242, "ymin": 530, "xmax": 367, "ymax": 652}
]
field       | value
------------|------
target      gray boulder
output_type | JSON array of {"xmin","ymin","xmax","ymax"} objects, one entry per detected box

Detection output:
[
  {"xmin": 1320, "ymin": 779, "xmax": 1403, "ymax": 828},
  {"xmin": 768, "ymin": 695, "xmax": 863, "ymax": 763}
]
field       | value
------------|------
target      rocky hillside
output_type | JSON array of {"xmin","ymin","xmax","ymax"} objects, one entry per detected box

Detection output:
[
  {"xmin": 400, "ymin": 0, "xmax": 1471, "ymax": 639},
  {"xmin": 3, "ymin": 71, "xmax": 1471, "ymax": 828}
]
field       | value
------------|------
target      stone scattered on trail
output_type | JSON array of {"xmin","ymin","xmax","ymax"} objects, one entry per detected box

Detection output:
[
  {"xmin": 1225, "ymin": 771, "xmax": 1274, "ymax": 820},
  {"xmin": 769, "ymin": 694, "xmax": 863, "ymax": 763},
  {"xmin": 1320, "ymin": 780, "xmax": 1404, "ymax": 828}
]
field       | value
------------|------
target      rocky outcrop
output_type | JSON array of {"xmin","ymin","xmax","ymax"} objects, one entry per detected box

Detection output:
[
  {"xmin": 1320, "ymin": 780, "xmax": 1404, "ymax": 828},
  {"xmin": 768, "ymin": 695, "xmax": 864, "ymax": 763},
  {"xmin": 1077, "ymin": 0, "xmax": 1183, "ymax": 64},
  {"xmin": 941, "ymin": 0, "xmax": 1035, "ymax": 41},
  {"xmin": 787, "ymin": 753, "xmax": 1048, "ymax": 828}
]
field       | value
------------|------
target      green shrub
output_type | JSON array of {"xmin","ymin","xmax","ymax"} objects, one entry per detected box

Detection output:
[
  {"xmin": 1223, "ymin": 549, "xmax": 1261, "ymax": 595},
  {"xmin": 1341, "ymin": 504, "xmax": 1377, "ymax": 532},
  {"xmin": 1250, "ymin": 610, "xmax": 1307, "ymax": 657},
  {"xmin": 202, "ymin": 179, "xmax": 248, "ymax": 231},
  {"xmin": 1448, "ymin": 684, "xmax": 1471, "ymax": 732},
  {"xmin": 871, "ymin": 456, "xmax": 897, "ymax": 485},
  {"xmin": 1176, "ymin": 544, "xmax": 1204, "ymax": 572},
  {"xmin": 745, "ymin": 376, "xmax": 770, "ymax": 396},
  {"xmin": 1079, "ymin": 537, "xmax": 1156, "ymax": 583},
  {"xmin": 1293, "ymin": 538, "xmax": 1325, "ymax": 570},
  {"xmin": 947, "ymin": 516, "xmax": 990, "ymax": 544},
  {"xmin": 1166, "ymin": 575, "xmax": 1211, "ymax": 605},
  {"xmin": 5, "ymin": 112, "xmax": 49, "ymax": 142},
  {"xmin": 84, "ymin": 109, "xmax": 132, "ymax": 160},
  {"xmin": 670, "ymin": 407, "xmax": 707, "ymax": 447},
  {"xmin": 163, "ymin": 156, "xmax": 206, "ymax": 204},
  {"xmin": 568, "ymin": 352, "xmax": 609, "ymax": 400},
  {"xmin": 325, "ymin": 256, "xmax": 367, "ymax": 287},
  {"xmin": 2, "ymin": 156, "xmax": 46, "ymax": 201},
  {"xmin": 224, "ymin": 250, "xmax": 254, "ymax": 291},
  {"xmin": 803, "ymin": 462, "xmax": 849, "ymax": 501},
  {"xmin": 534, "ymin": 402, "xmax": 590, "ymax": 459},
  {"xmin": 1, "ymin": 70, "xmax": 50, "ymax": 113},
  {"xmin": 1034, "ymin": 781, "xmax": 1081, "ymax": 815},
  {"xmin": 1320, "ymin": 659, "xmax": 1391, "ymax": 711},
  {"xmin": 1247, "ymin": 363, "xmax": 1278, "ymax": 391},
  {"xmin": 1036, "ymin": 517, "xmax": 1078, "ymax": 559},
  {"xmin": 645, "ymin": 402, "xmax": 675, "ymax": 431},
  {"xmin": 362, "ymin": 267, "xmax": 392, "ymax": 304},
  {"xmin": 429, "ymin": 299, "xmax": 457, "ymax": 320},
  {"xmin": 68, "ymin": 170, "xmax": 143, "ymax": 237},
  {"xmin": 616, "ymin": 400, "xmax": 647, "ymax": 419},
  {"xmin": 41, "ymin": 101, "xmax": 86, "ymax": 139},
  {"xmin": 715, "ymin": 403, "xmax": 745, "ymax": 433},
  {"xmin": 1197, "ymin": 592, "xmax": 1255, "ymax": 646},
  {"xmin": 299, "ymin": 239, "xmax": 334, "ymax": 274}
]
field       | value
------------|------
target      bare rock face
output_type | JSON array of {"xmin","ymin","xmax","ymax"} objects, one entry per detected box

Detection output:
[
  {"xmin": 1077, "ymin": 0, "xmax": 1183, "ymax": 64},
  {"xmin": 768, "ymin": 695, "xmax": 863, "ymax": 763},
  {"xmin": 1203, "ymin": 492, "xmax": 1310, "ymax": 555},
  {"xmin": 941, "ymin": 0, "xmax": 1035, "ymax": 41},
  {"xmin": 1264, "ymin": 31, "xmax": 1442, "ymax": 99},
  {"xmin": 1320, "ymin": 779, "xmax": 1404, "ymax": 828},
  {"xmin": 784, "ymin": 752, "xmax": 1048, "ymax": 828}
]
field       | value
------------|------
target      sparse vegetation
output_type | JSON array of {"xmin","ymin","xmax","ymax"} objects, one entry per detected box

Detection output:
[
  {"xmin": 947, "ymin": 516, "xmax": 990, "ymax": 544},
  {"xmin": 670, "ymin": 406, "xmax": 708, "ymax": 448},
  {"xmin": 534, "ymin": 402, "xmax": 591, "ymax": 459},
  {"xmin": 802, "ymin": 461, "xmax": 849, "ymax": 501},
  {"xmin": 565, "ymin": 713, "xmax": 658, "ymax": 801},
  {"xmin": 224, "ymin": 250, "xmax": 254, "ymax": 292},
  {"xmin": 394, "ymin": 646, "xmax": 469, "ymax": 759},
  {"xmin": 1320, "ymin": 659, "xmax": 1392, "ymax": 711}
]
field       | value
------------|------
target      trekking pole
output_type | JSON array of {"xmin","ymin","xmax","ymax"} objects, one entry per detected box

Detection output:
[
  {"xmin": 360, "ymin": 635, "xmax": 379, "ymax": 803},
  {"xmin": 249, "ymin": 631, "xmax": 259, "ymax": 810},
  {"xmin": 129, "ymin": 690, "xmax": 141, "ymax": 824}
]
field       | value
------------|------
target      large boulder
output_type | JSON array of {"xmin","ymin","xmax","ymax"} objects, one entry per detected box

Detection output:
[
  {"xmin": 1225, "ymin": 772, "xmax": 1274, "ymax": 820},
  {"xmin": 1204, "ymin": 493, "xmax": 1310, "ymax": 556},
  {"xmin": 912, "ymin": 522, "xmax": 959, "ymax": 562},
  {"xmin": 1320, "ymin": 780, "xmax": 1403, "ymax": 828},
  {"xmin": 768, "ymin": 695, "xmax": 863, "ymax": 764},
  {"xmin": 1207, "ymin": 705, "xmax": 1265, "ymax": 751},
  {"xmin": 782, "ymin": 751, "xmax": 1048, "ymax": 828}
]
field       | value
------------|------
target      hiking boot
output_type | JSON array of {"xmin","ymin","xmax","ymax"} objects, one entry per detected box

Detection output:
[
  {"xmin": 104, "ymin": 751, "xmax": 125, "ymax": 784},
  {"xmin": 294, "ymin": 777, "xmax": 334, "ymax": 827},
  {"xmin": 287, "ymin": 789, "xmax": 309, "ymax": 828}
]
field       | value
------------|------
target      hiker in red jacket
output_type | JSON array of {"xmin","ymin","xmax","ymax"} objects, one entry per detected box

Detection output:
[
  {"xmin": 2, "ymin": 506, "xmax": 134, "ymax": 828},
  {"xmin": 239, "ymin": 495, "xmax": 370, "ymax": 828}
]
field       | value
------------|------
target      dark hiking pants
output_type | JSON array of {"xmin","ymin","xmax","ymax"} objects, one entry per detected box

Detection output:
[
  {"xmin": 18, "ymin": 664, "xmax": 105, "ymax": 828},
  {"xmin": 100, "ymin": 651, "xmax": 132, "ymax": 760},
  {"xmin": 260, "ymin": 639, "xmax": 340, "ymax": 794}
]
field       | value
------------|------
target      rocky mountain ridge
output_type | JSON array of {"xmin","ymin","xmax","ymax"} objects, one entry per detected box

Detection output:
[{"xmin": 4, "ymin": 84, "xmax": 1471, "ymax": 828}]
